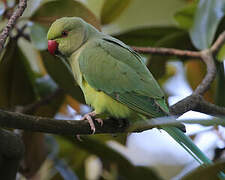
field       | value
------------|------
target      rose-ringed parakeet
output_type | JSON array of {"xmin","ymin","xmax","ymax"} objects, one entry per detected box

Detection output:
[{"xmin": 47, "ymin": 17, "xmax": 212, "ymax": 165}]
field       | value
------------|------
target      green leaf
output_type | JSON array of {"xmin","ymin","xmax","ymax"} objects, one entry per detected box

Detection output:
[
  {"xmin": 190, "ymin": 0, "xmax": 225, "ymax": 50},
  {"xmin": 147, "ymin": 30, "xmax": 193, "ymax": 79},
  {"xmin": 41, "ymin": 51, "xmax": 85, "ymax": 103},
  {"xmin": 182, "ymin": 161, "xmax": 225, "ymax": 180},
  {"xmin": 174, "ymin": 1, "xmax": 197, "ymax": 29},
  {"xmin": 103, "ymin": 0, "xmax": 188, "ymax": 34},
  {"xmin": 0, "ymin": 40, "xmax": 38, "ymax": 108},
  {"xmin": 101, "ymin": 0, "xmax": 131, "ymax": 25},
  {"xmin": 217, "ymin": 44, "xmax": 225, "ymax": 61},
  {"xmin": 31, "ymin": 0, "xmax": 100, "ymax": 29},
  {"xmin": 114, "ymin": 26, "xmax": 183, "ymax": 47},
  {"xmin": 22, "ymin": 0, "xmax": 44, "ymax": 18},
  {"xmin": 30, "ymin": 22, "xmax": 48, "ymax": 50},
  {"xmin": 65, "ymin": 136, "xmax": 162, "ymax": 180}
]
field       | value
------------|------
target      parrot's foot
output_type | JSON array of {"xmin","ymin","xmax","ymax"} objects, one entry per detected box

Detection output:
[{"xmin": 81, "ymin": 111, "xmax": 103, "ymax": 134}]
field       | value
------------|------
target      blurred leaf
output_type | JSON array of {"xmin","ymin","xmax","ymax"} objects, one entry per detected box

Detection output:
[
  {"xmin": 22, "ymin": 0, "xmax": 44, "ymax": 18},
  {"xmin": 103, "ymin": 0, "xmax": 188, "ymax": 34},
  {"xmin": 34, "ymin": 76, "xmax": 65, "ymax": 117},
  {"xmin": 30, "ymin": 22, "xmax": 48, "ymax": 50},
  {"xmin": 185, "ymin": 60, "xmax": 215, "ymax": 103},
  {"xmin": 158, "ymin": 63, "xmax": 177, "ymax": 85},
  {"xmin": 18, "ymin": 39, "xmax": 45, "ymax": 75},
  {"xmin": 65, "ymin": 95, "xmax": 81, "ymax": 113},
  {"xmin": 65, "ymin": 136, "xmax": 162, "ymax": 180},
  {"xmin": 174, "ymin": 1, "xmax": 197, "ymax": 29},
  {"xmin": 56, "ymin": 136, "xmax": 89, "ymax": 180},
  {"xmin": 147, "ymin": 30, "xmax": 193, "ymax": 79},
  {"xmin": 0, "ymin": 39, "xmax": 38, "ymax": 108},
  {"xmin": 217, "ymin": 44, "xmax": 225, "ymax": 61},
  {"xmin": 101, "ymin": 0, "xmax": 131, "ymax": 25},
  {"xmin": 182, "ymin": 161, "xmax": 225, "ymax": 180},
  {"xmin": 0, "ymin": 2, "xmax": 6, "ymax": 18},
  {"xmin": 190, "ymin": 0, "xmax": 225, "ymax": 50},
  {"xmin": 31, "ymin": 0, "xmax": 100, "ymax": 30},
  {"xmin": 215, "ymin": 62, "xmax": 225, "ymax": 107},
  {"xmin": 114, "ymin": 26, "xmax": 183, "ymax": 47},
  {"xmin": 21, "ymin": 132, "xmax": 47, "ymax": 179},
  {"xmin": 54, "ymin": 159, "xmax": 79, "ymax": 180},
  {"xmin": 78, "ymin": 0, "xmax": 105, "ymax": 19},
  {"xmin": 41, "ymin": 51, "xmax": 85, "ymax": 103}
]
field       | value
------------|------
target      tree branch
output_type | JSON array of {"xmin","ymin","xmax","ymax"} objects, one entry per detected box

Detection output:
[
  {"xmin": 194, "ymin": 50, "xmax": 217, "ymax": 95},
  {"xmin": 0, "ymin": 0, "xmax": 27, "ymax": 53},
  {"xmin": 132, "ymin": 46, "xmax": 202, "ymax": 59},
  {"xmin": 211, "ymin": 31, "xmax": 225, "ymax": 55},
  {"xmin": 170, "ymin": 94, "xmax": 225, "ymax": 116},
  {"xmin": 0, "ymin": 109, "xmax": 129, "ymax": 135}
]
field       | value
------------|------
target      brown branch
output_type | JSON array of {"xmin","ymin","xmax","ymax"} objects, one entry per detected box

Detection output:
[
  {"xmin": 194, "ymin": 50, "xmax": 217, "ymax": 95},
  {"xmin": 211, "ymin": 31, "xmax": 225, "ymax": 55},
  {"xmin": 0, "ymin": 0, "xmax": 27, "ymax": 53},
  {"xmin": 0, "ymin": 109, "xmax": 129, "ymax": 135},
  {"xmin": 132, "ymin": 47, "xmax": 202, "ymax": 59},
  {"xmin": 170, "ymin": 94, "xmax": 225, "ymax": 116}
]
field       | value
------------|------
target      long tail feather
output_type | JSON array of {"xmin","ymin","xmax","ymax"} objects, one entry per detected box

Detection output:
[{"xmin": 162, "ymin": 126, "xmax": 212, "ymax": 165}]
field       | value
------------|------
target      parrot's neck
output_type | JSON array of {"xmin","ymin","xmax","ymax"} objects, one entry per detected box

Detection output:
[{"xmin": 85, "ymin": 23, "xmax": 103, "ymax": 40}]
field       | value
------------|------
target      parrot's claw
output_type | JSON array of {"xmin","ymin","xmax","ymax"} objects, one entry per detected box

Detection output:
[{"xmin": 81, "ymin": 111, "xmax": 103, "ymax": 134}]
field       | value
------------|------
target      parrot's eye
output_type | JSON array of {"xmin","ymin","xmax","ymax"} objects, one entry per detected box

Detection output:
[{"xmin": 61, "ymin": 30, "xmax": 68, "ymax": 37}]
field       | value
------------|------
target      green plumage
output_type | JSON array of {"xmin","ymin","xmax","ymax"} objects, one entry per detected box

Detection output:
[{"xmin": 47, "ymin": 17, "xmax": 213, "ymax": 166}]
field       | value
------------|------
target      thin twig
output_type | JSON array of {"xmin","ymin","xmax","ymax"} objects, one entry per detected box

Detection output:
[
  {"xmin": 132, "ymin": 47, "xmax": 202, "ymax": 59},
  {"xmin": 211, "ymin": 31, "xmax": 225, "ymax": 55},
  {"xmin": 194, "ymin": 50, "xmax": 217, "ymax": 95},
  {"xmin": 0, "ymin": 0, "xmax": 27, "ymax": 53}
]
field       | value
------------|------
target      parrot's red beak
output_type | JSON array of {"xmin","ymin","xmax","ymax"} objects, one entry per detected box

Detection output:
[{"xmin": 48, "ymin": 40, "xmax": 58, "ymax": 55}]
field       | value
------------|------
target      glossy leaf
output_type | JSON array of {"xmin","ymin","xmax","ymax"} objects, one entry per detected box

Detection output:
[
  {"xmin": 30, "ymin": 22, "xmax": 48, "ymax": 50},
  {"xmin": 0, "ymin": 40, "xmax": 38, "ymax": 108},
  {"xmin": 174, "ymin": 1, "xmax": 197, "ymax": 29},
  {"xmin": 31, "ymin": 0, "xmax": 100, "ymax": 30},
  {"xmin": 114, "ymin": 26, "xmax": 183, "ymax": 47},
  {"xmin": 101, "ymin": 0, "xmax": 131, "ymax": 25},
  {"xmin": 190, "ymin": 0, "xmax": 225, "ymax": 50},
  {"xmin": 182, "ymin": 161, "xmax": 225, "ymax": 180},
  {"xmin": 41, "ymin": 51, "xmax": 85, "ymax": 103}
]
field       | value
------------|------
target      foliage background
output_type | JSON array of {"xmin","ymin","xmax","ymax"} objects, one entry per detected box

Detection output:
[{"xmin": 0, "ymin": 0, "xmax": 225, "ymax": 179}]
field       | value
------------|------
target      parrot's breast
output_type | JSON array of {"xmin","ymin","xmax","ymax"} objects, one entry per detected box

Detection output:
[{"xmin": 81, "ymin": 81, "xmax": 132, "ymax": 118}]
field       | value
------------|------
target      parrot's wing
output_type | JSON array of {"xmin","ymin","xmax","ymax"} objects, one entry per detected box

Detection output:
[{"xmin": 78, "ymin": 38, "xmax": 168, "ymax": 117}]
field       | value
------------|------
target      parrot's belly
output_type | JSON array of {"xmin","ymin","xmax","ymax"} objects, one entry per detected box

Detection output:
[{"xmin": 81, "ymin": 81, "xmax": 132, "ymax": 118}]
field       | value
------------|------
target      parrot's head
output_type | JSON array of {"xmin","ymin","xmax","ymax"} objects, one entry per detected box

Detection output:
[{"xmin": 47, "ymin": 17, "xmax": 87, "ymax": 57}]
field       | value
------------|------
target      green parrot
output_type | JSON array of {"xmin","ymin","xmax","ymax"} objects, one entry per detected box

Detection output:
[{"xmin": 47, "ymin": 17, "xmax": 212, "ymax": 165}]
